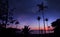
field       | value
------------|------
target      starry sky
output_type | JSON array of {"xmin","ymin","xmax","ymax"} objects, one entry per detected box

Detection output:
[{"xmin": 8, "ymin": 0, "xmax": 60, "ymax": 30}]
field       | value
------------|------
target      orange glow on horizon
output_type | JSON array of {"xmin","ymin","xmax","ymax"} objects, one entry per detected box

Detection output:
[
  {"xmin": 30, "ymin": 26, "xmax": 54, "ymax": 31},
  {"xmin": 6, "ymin": 25, "xmax": 54, "ymax": 31}
]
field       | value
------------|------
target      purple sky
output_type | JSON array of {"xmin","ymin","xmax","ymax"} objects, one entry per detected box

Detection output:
[{"xmin": 8, "ymin": 0, "xmax": 60, "ymax": 30}]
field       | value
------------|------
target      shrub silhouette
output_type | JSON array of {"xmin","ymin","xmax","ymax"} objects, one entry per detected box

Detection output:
[
  {"xmin": 51, "ymin": 19, "xmax": 60, "ymax": 37},
  {"xmin": 21, "ymin": 26, "xmax": 31, "ymax": 37},
  {"xmin": 22, "ymin": 26, "xmax": 30, "ymax": 34}
]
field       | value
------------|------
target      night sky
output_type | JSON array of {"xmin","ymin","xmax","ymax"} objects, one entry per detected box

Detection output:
[{"xmin": 8, "ymin": 0, "xmax": 60, "ymax": 30}]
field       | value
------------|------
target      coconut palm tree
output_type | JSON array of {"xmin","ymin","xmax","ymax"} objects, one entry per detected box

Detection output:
[
  {"xmin": 45, "ymin": 18, "xmax": 48, "ymax": 26},
  {"xmin": 37, "ymin": 2, "xmax": 47, "ymax": 34},
  {"xmin": 22, "ymin": 26, "xmax": 30, "ymax": 34},
  {"xmin": 45, "ymin": 18, "xmax": 48, "ymax": 33},
  {"xmin": 21, "ymin": 26, "xmax": 31, "ymax": 37},
  {"xmin": 37, "ymin": 16, "xmax": 41, "ymax": 34}
]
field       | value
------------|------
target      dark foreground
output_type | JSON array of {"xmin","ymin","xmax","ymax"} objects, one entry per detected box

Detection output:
[
  {"xmin": 0, "ymin": 27, "xmax": 54, "ymax": 37},
  {"xmin": 5, "ymin": 33, "xmax": 54, "ymax": 37}
]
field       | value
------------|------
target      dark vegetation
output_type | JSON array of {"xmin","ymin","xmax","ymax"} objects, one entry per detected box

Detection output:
[
  {"xmin": 0, "ymin": 0, "xmax": 60, "ymax": 37},
  {"xmin": 51, "ymin": 19, "xmax": 60, "ymax": 37},
  {"xmin": 0, "ymin": 25, "xmax": 54, "ymax": 37},
  {"xmin": 0, "ymin": 19, "xmax": 59, "ymax": 37}
]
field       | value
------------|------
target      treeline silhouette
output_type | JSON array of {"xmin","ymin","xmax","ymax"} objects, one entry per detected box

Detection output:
[
  {"xmin": 51, "ymin": 19, "xmax": 60, "ymax": 37},
  {"xmin": 0, "ymin": 0, "xmax": 60, "ymax": 37},
  {"xmin": 0, "ymin": 24, "xmax": 31, "ymax": 37},
  {"xmin": 0, "ymin": 19, "xmax": 59, "ymax": 37}
]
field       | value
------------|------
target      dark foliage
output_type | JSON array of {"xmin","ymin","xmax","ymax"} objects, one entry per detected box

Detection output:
[
  {"xmin": 21, "ymin": 26, "xmax": 31, "ymax": 37},
  {"xmin": 51, "ymin": 19, "xmax": 60, "ymax": 37}
]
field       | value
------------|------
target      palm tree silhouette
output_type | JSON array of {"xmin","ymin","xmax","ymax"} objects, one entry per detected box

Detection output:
[
  {"xmin": 0, "ymin": 0, "xmax": 16, "ymax": 28},
  {"xmin": 21, "ymin": 26, "xmax": 31, "ymax": 37},
  {"xmin": 45, "ymin": 18, "xmax": 48, "ymax": 33},
  {"xmin": 45, "ymin": 18, "xmax": 48, "ymax": 26},
  {"xmin": 37, "ymin": 16, "xmax": 41, "ymax": 34},
  {"xmin": 37, "ymin": 2, "xmax": 47, "ymax": 34},
  {"xmin": 22, "ymin": 26, "xmax": 30, "ymax": 34}
]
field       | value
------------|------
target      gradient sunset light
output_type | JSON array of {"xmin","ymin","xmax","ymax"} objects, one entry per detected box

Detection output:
[{"xmin": 8, "ymin": 0, "xmax": 60, "ymax": 31}]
